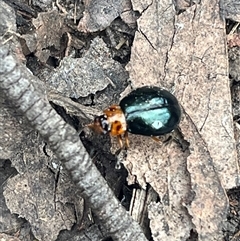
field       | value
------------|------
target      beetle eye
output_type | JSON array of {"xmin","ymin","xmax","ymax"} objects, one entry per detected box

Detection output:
[
  {"xmin": 96, "ymin": 115, "xmax": 110, "ymax": 134},
  {"xmin": 101, "ymin": 119, "xmax": 109, "ymax": 132}
]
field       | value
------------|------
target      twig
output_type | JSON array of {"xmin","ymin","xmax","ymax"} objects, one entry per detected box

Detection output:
[
  {"xmin": 65, "ymin": 32, "xmax": 72, "ymax": 57},
  {"xmin": 74, "ymin": 0, "xmax": 77, "ymax": 24},
  {"xmin": 229, "ymin": 22, "xmax": 240, "ymax": 35},
  {"xmin": 56, "ymin": 0, "xmax": 68, "ymax": 14}
]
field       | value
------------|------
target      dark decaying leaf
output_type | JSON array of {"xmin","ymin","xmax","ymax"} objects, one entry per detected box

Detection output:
[{"xmin": 46, "ymin": 37, "xmax": 128, "ymax": 99}]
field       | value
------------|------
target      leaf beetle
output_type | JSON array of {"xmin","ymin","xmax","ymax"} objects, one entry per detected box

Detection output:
[{"xmin": 88, "ymin": 86, "xmax": 181, "ymax": 148}]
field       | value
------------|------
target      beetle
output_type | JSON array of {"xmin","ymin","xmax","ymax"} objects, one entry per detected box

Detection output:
[{"xmin": 88, "ymin": 86, "xmax": 181, "ymax": 148}]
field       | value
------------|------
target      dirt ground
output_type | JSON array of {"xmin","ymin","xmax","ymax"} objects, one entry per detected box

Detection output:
[{"xmin": 0, "ymin": 0, "xmax": 240, "ymax": 241}]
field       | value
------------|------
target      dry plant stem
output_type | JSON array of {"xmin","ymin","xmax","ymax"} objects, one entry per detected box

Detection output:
[
  {"xmin": 65, "ymin": 32, "xmax": 72, "ymax": 57},
  {"xmin": 0, "ymin": 44, "xmax": 148, "ymax": 241}
]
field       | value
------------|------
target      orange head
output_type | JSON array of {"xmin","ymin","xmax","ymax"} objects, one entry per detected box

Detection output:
[
  {"xmin": 88, "ymin": 105, "xmax": 127, "ymax": 136},
  {"xmin": 87, "ymin": 114, "xmax": 110, "ymax": 134}
]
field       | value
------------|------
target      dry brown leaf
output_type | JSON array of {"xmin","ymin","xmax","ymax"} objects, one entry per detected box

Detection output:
[
  {"xmin": 2, "ymin": 129, "xmax": 79, "ymax": 241},
  {"xmin": 78, "ymin": 0, "xmax": 137, "ymax": 32},
  {"xmin": 78, "ymin": 0, "xmax": 123, "ymax": 32},
  {"xmin": 124, "ymin": 0, "xmax": 238, "ymax": 240},
  {"xmin": 1, "ymin": 75, "xmax": 82, "ymax": 241},
  {"xmin": 46, "ymin": 37, "xmax": 128, "ymax": 99},
  {"xmin": 32, "ymin": 9, "xmax": 65, "ymax": 62}
]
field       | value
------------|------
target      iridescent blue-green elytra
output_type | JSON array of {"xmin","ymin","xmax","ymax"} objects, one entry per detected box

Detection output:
[{"xmin": 119, "ymin": 86, "xmax": 181, "ymax": 136}]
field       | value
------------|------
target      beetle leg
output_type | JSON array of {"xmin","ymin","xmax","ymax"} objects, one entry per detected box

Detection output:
[
  {"xmin": 114, "ymin": 147, "xmax": 127, "ymax": 169},
  {"xmin": 172, "ymin": 127, "xmax": 190, "ymax": 151},
  {"xmin": 117, "ymin": 135, "xmax": 123, "ymax": 149},
  {"xmin": 124, "ymin": 132, "xmax": 129, "ymax": 149},
  {"xmin": 162, "ymin": 135, "xmax": 173, "ymax": 144},
  {"xmin": 151, "ymin": 136, "xmax": 161, "ymax": 143},
  {"xmin": 151, "ymin": 135, "xmax": 172, "ymax": 145}
]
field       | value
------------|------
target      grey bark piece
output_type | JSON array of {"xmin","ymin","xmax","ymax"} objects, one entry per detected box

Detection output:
[
  {"xmin": 0, "ymin": 160, "xmax": 23, "ymax": 234},
  {"xmin": 229, "ymin": 47, "xmax": 240, "ymax": 81},
  {"xmin": 78, "ymin": 0, "xmax": 123, "ymax": 32},
  {"xmin": 220, "ymin": 0, "xmax": 240, "ymax": 22},
  {"xmin": 0, "ymin": 97, "xmax": 30, "ymax": 160},
  {"xmin": 0, "ymin": 1, "xmax": 16, "ymax": 34},
  {"xmin": 31, "ymin": 0, "xmax": 52, "ymax": 10},
  {"xmin": 46, "ymin": 37, "xmax": 127, "ymax": 98}
]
